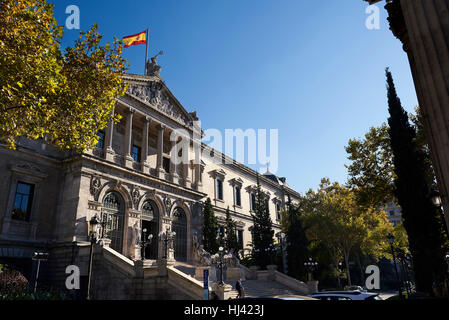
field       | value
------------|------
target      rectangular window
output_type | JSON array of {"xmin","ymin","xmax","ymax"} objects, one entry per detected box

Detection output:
[
  {"xmin": 216, "ymin": 179, "xmax": 223, "ymax": 200},
  {"xmin": 163, "ymin": 157, "xmax": 170, "ymax": 173},
  {"xmin": 276, "ymin": 203, "xmax": 281, "ymax": 221},
  {"xmin": 265, "ymin": 199, "xmax": 270, "ymax": 214},
  {"xmin": 251, "ymin": 193, "xmax": 256, "ymax": 211},
  {"xmin": 235, "ymin": 186, "xmax": 241, "ymax": 206},
  {"xmin": 96, "ymin": 131, "xmax": 105, "ymax": 149},
  {"xmin": 12, "ymin": 182, "xmax": 35, "ymax": 221},
  {"xmin": 237, "ymin": 230, "xmax": 244, "ymax": 250},
  {"xmin": 132, "ymin": 145, "xmax": 141, "ymax": 163}
]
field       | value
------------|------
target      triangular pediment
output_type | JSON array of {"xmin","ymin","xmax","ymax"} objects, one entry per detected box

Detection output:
[{"xmin": 121, "ymin": 74, "xmax": 197, "ymax": 129}]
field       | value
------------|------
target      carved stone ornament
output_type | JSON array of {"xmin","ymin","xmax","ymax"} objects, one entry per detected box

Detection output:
[
  {"xmin": 111, "ymin": 179, "xmax": 122, "ymax": 190},
  {"xmin": 131, "ymin": 186, "xmax": 140, "ymax": 209},
  {"xmin": 90, "ymin": 175, "xmax": 102, "ymax": 198},
  {"xmin": 164, "ymin": 196, "xmax": 172, "ymax": 215},
  {"xmin": 126, "ymin": 81, "xmax": 192, "ymax": 128}
]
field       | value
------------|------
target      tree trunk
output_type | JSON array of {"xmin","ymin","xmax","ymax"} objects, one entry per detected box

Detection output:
[{"xmin": 344, "ymin": 253, "xmax": 352, "ymax": 286}]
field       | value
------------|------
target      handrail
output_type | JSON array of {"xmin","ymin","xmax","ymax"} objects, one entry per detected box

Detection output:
[
  {"xmin": 167, "ymin": 266, "xmax": 206, "ymax": 300},
  {"xmin": 273, "ymin": 271, "xmax": 310, "ymax": 295},
  {"xmin": 100, "ymin": 245, "xmax": 135, "ymax": 277}
]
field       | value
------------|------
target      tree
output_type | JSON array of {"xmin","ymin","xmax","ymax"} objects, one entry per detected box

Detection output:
[
  {"xmin": 303, "ymin": 179, "xmax": 393, "ymax": 287},
  {"xmin": 282, "ymin": 195, "xmax": 309, "ymax": 281},
  {"xmin": 202, "ymin": 198, "xmax": 219, "ymax": 254},
  {"xmin": 386, "ymin": 68, "xmax": 448, "ymax": 296},
  {"xmin": 251, "ymin": 174, "xmax": 274, "ymax": 269},
  {"xmin": 345, "ymin": 124, "xmax": 396, "ymax": 208},
  {"xmin": 224, "ymin": 207, "xmax": 240, "ymax": 256},
  {"xmin": 0, "ymin": 0, "xmax": 128, "ymax": 152}
]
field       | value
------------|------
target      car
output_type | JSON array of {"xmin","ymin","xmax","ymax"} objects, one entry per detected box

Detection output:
[
  {"xmin": 308, "ymin": 291, "xmax": 383, "ymax": 301},
  {"xmin": 346, "ymin": 285, "xmax": 367, "ymax": 292}
]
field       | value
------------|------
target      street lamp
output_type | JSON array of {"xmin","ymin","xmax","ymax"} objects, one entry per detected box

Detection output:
[
  {"xmin": 387, "ymin": 233, "xmax": 403, "ymax": 300},
  {"xmin": 276, "ymin": 232, "xmax": 287, "ymax": 274},
  {"xmin": 303, "ymin": 258, "xmax": 318, "ymax": 282},
  {"xmin": 159, "ymin": 226, "xmax": 176, "ymax": 260},
  {"xmin": 140, "ymin": 228, "xmax": 154, "ymax": 261},
  {"xmin": 211, "ymin": 247, "xmax": 233, "ymax": 285},
  {"xmin": 32, "ymin": 252, "xmax": 49, "ymax": 294},
  {"xmin": 430, "ymin": 189, "xmax": 442, "ymax": 208},
  {"xmin": 87, "ymin": 214, "xmax": 100, "ymax": 300}
]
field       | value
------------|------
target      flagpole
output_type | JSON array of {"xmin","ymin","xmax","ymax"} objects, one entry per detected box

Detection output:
[{"xmin": 145, "ymin": 28, "xmax": 149, "ymax": 75}]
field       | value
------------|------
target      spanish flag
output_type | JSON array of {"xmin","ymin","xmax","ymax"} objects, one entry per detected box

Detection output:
[{"xmin": 123, "ymin": 30, "xmax": 147, "ymax": 48}]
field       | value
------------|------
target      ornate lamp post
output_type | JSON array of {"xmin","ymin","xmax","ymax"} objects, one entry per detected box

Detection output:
[
  {"xmin": 159, "ymin": 226, "xmax": 176, "ymax": 260},
  {"xmin": 395, "ymin": 248, "xmax": 411, "ymax": 296},
  {"xmin": 140, "ymin": 228, "xmax": 154, "ymax": 261},
  {"xmin": 211, "ymin": 247, "xmax": 233, "ymax": 285},
  {"xmin": 87, "ymin": 214, "xmax": 100, "ymax": 300},
  {"xmin": 388, "ymin": 233, "xmax": 403, "ymax": 300},
  {"xmin": 276, "ymin": 232, "xmax": 287, "ymax": 273},
  {"xmin": 304, "ymin": 258, "xmax": 318, "ymax": 282}
]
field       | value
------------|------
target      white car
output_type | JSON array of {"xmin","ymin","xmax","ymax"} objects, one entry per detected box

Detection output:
[{"xmin": 308, "ymin": 291, "xmax": 382, "ymax": 301}]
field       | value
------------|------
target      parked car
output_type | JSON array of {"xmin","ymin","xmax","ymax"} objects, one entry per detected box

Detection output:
[
  {"xmin": 308, "ymin": 291, "xmax": 382, "ymax": 301},
  {"xmin": 346, "ymin": 285, "xmax": 367, "ymax": 292}
]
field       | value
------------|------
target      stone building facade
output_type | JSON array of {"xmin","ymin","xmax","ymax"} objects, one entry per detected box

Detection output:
[{"xmin": 0, "ymin": 68, "xmax": 300, "ymax": 295}]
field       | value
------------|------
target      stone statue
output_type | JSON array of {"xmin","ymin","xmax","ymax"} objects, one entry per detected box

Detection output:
[
  {"xmin": 132, "ymin": 222, "xmax": 141, "ymax": 246},
  {"xmin": 146, "ymin": 51, "xmax": 163, "ymax": 77}
]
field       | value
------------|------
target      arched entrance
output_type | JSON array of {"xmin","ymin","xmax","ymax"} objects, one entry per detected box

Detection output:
[
  {"xmin": 102, "ymin": 192, "xmax": 125, "ymax": 254},
  {"xmin": 172, "ymin": 207, "xmax": 187, "ymax": 261},
  {"xmin": 141, "ymin": 200, "xmax": 159, "ymax": 260}
]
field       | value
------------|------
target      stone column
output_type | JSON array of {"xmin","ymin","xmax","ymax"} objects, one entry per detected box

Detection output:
[
  {"xmin": 142, "ymin": 117, "xmax": 151, "ymax": 174},
  {"xmin": 104, "ymin": 108, "xmax": 115, "ymax": 162},
  {"xmin": 124, "ymin": 108, "xmax": 135, "ymax": 168},
  {"xmin": 169, "ymin": 138, "xmax": 179, "ymax": 184},
  {"xmin": 156, "ymin": 124, "xmax": 166, "ymax": 178},
  {"xmin": 193, "ymin": 141, "xmax": 202, "ymax": 190}
]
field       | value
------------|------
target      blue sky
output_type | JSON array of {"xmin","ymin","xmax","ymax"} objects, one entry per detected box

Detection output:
[{"xmin": 52, "ymin": 0, "xmax": 418, "ymax": 194}]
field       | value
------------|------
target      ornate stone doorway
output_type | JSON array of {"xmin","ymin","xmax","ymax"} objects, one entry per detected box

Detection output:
[
  {"xmin": 172, "ymin": 207, "xmax": 187, "ymax": 261},
  {"xmin": 141, "ymin": 200, "xmax": 159, "ymax": 260},
  {"xmin": 102, "ymin": 192, "xmax": 125, "ymax": 254}
]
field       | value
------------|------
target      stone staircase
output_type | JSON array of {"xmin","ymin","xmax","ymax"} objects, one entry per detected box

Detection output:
[{"xmin": 223, "ymin": 280, "xmax": 309, "ymax": 299}]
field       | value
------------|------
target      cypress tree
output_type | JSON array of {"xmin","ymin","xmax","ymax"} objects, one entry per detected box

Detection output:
[
  {"xmin": 202, "ymin": 197, "xmax": 219, "ymax": 254},
  {"xmin": 386, "ymin": 68, "xmax": 448, "ymax": 296},
  {"xmin": 225, "ymin": 207, "xmax": 240, "ymax": 255},
  {"xmin": 251, "ymin": 174, "xmax": 275, "ymax": 269},
  {"xmin": 285, "ymin": 195, "xmax": 309, "ymax": 280}
]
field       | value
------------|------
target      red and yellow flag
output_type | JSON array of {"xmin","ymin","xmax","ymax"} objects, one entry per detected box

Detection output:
[{"xmin": 123, "ymin": 30, "xmax": 147, "ymax": 48}]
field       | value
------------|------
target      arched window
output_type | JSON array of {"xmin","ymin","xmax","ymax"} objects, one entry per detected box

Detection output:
[{"xmin": 102, "ymin": 192, "xmax": 125, "ymax": 253}]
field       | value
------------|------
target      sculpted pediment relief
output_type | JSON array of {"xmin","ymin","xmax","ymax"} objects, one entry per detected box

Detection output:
[{"xmin": 125, "ymin": 81, "xmax": 194, "ymax": 129}]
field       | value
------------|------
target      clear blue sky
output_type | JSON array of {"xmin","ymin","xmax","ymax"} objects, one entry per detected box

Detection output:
[{"xmin": 51, "ymin": 0, "xmax": 418, "ymax": 194}]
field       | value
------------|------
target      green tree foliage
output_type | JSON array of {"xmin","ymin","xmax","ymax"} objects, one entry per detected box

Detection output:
[
  {"xmin": 281, "ymin": 195, "xmax": 309, "ymax": 281},
  {"xmin": 386, "ymin": 68, "xmax": 448, "ymax": 296},
  {"xmin": 251, "ymin": 174, "xmax": 274, "ymax": 269},
  {"xmin": 303, "ymin": 179, "xmax": 393, "ymax": 286},
  {"xmin": 202, "ymin": 198, "xmax": 219, "ymax": 254},
  {"xmin": 0, "ymin": 0, "xmax": 128, "ymax": 152},
  {"xmin": 224, "ymin": 207, "xmax": 240, "ymax": 255},
  {"xmin": 345, "ymin": 124, "xmax": 396, "ymax": 208}
]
